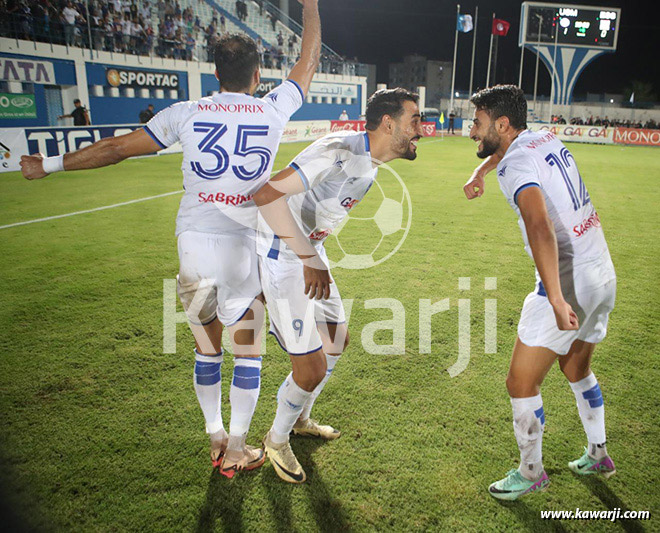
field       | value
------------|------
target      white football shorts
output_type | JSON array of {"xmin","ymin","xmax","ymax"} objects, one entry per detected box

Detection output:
[
  {"xmin": 177, "ymin": 230, "xmax": 261, "ymax": 327},
  {"xmin": 518, "ymin": 274, "xmax": 616, "ymax": 356},
  {"xmin": 259, "ymin": 247, "xmax": 346, "ymax": 355}
]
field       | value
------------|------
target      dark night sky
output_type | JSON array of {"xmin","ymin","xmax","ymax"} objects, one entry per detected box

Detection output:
[{"xmin": 289, "ymin": 0, "xmax": 658, "ymax": 98}]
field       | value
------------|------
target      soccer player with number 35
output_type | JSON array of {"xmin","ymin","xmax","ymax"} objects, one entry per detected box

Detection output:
[
  {"xmin": 20, "ymin": 0, "xmax": 322, "ymax": 480},
  {"xmin": 464, "ymin": 85, "xmax": 617, "ymax": 500}
]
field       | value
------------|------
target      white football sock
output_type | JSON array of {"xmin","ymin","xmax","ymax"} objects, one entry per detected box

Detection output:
[
  {"xmin": 511, "ymin": 394, "xmax": 545, "ymax": 481},
  {"xmin": 569, "ymin": 372, "xmax": 607, "ymax": 459},
  {"xmin": 193, "ymin": 349, "xmax": 225, "ymax": 435},
  {"xmin": 270, "ymin": 373, "xmax": 312, "ymax": 445},
  {"xmin": 228, "ymin": 356, "xmax": 262, "ymax": 446},
  {"xmin": 299, "ymin": 354, "xmax": 340, "ymax": 421}
]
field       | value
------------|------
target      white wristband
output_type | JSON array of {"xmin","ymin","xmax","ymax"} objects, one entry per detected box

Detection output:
[{"xmin": 42, "ymin": 155, "xmax": 65, "ymax": 174}]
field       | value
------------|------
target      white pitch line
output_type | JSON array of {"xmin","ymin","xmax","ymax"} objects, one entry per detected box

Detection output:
[{"xmin": 0, "ymin": 190, "xmax": 183, "ymax": 230}]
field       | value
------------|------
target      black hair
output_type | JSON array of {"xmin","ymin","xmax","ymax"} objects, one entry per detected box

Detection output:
[
  {"xmin": 469, "ymin": 85, "xmax": 527, "ymax": 130},
  {"xmin": 365, "ymin": 88, "xmax": 419, "ymax": 131},
  {"xmin": 73, "ymin": 98, "xmax": 81, "ymax": 104},
  {"xmin": 214, "ymin": 33, "xmax": 260, "ymax": 92}
]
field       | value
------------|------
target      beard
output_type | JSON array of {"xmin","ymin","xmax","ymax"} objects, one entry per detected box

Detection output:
[
  {"xmin": 476, "ymin": 128, "xmax": 500, "ymax": 159},
  {"xmin": 394, "ymin": 132, "xmax": 419, "ymax": 161}
]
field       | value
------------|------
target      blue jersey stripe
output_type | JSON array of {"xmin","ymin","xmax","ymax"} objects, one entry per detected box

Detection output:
[
  {"xmin": 286, "ymin": 79, "xmax": 305, "ymax": 102},
  {"xmin": 513, "ymin": 182, "xmax": 540, "ymax": 205},
  {"xmin": 143, "ymin": 126, "xmax": 167, "ymax": 149}
]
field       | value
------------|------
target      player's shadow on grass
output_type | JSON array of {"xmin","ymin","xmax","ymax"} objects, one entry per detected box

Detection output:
[
  {"xmin": 495, "ymin": 500, "xmax": 568, "ymax": 533},
  {"xmin": 262, "ymin": 438, "xmax": 351, "ymax": 533},
  {"xmin": 196, "ymin": 469, "xmax": 252, "ymax": 533},
  {"xmin": 577, "ymin": 477, "xmax": 647, "ymax": 533}
]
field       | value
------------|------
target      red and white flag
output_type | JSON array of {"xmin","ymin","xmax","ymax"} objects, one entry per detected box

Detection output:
[{"xmin": 492, "ymin": 18, "xmax": 510, "ymax": 36}]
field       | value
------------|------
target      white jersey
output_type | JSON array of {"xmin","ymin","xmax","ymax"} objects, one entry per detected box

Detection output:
[
  {"xmin": 257, "ymin": 131, "xmax": 377, "ymax": 260},
  {"xmin": 496, "ymin": 129, "xmax": 615, "ymax": 293},
  {"xmin": 144, "ymin": 80, "xmax": 304, "ymax": 235}
]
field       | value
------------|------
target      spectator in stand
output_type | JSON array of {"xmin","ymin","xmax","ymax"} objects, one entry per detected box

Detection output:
[
  {"xmin": 62, "ymin": 1, "xmax": 81, "ymax": 46},
  {"xmin": 339, "ymin": 110, "xmax": 349, "ymax": 121},
  {"xmin": 256, "ymin": 36, "xmax": 264, "ymax": 65},
  {"xmin": 139, "ymin": 103, "xmax": 155, "ymax": 123},
  {"xmin": 121, "ymin": 13, "xmax": 131, "ymax": 51},
  {"xmin": 90, "ymin": 7, "xmax": 104, "ymax": 50},
  {"xmin": 268, "ymin": 10, "xmax": 277, "ymax": 31},
  {"xmin": 277, "ymin": 30, "xmax": 283, "ymax": 48},
  {"xmin": 256, "ymin": 0, "xmax": 263, "ymax": 16},
  {"xmin": 288, "ymin": 33, "xmax": 297, "ymax": 57},
  {"xmin": 220, "ymin": 14, "xmax": 225, "ymax": 33},
  {"xmin": 59, "ymin": 98, "xmax": 90, "ymax": 125}
]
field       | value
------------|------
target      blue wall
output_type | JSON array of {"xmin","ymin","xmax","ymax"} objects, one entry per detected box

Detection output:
[{"xmin": 0, "ymin": 53, "xmax": 76, "ymax": 128}]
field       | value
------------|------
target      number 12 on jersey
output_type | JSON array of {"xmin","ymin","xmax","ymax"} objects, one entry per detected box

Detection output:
[
  {"xmin": 545, "ymin": 147, "xmax": 591, "ymax": 211},
  {"xmin": 191, "ymin": 122, "xmax": 272, "ymax": 181}
]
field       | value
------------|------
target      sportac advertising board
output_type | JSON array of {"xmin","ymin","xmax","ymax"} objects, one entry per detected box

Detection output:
[{"xmin": 106, "ymin": 68, "xmax": 179, "ymax": 88}]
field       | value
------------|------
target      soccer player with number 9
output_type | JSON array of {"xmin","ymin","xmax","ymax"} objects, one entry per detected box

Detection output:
[{"xmin": 20, "ymin": 0, "xmax": 322, "ymax": 480}]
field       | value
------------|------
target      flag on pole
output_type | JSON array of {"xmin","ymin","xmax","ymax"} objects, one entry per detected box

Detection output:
[
  {"xmin": 457, "ymin": 14, "xmax": 474, "ymax": 33},
  {"xmin": 629, "ymin": 92, "xmax": 635, "ymax": 104},
  {"xmin": 440, "ymin": 112, "xmax": 445, "ymax": 125},
  {"xmin": 492, "ymin": 18, "xmax": 510, "ymax": 36}
]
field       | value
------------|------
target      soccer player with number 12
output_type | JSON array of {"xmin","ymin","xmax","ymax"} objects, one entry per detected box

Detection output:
[{"xmin": 464, "ymin": 85, "xmax": 617, "ymax": 500}]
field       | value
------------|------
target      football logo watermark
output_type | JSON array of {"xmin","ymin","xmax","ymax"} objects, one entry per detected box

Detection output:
[
  {"xmin": 325, "ymin": 161, "xmax": 412, "ymax": 270},
  {"xmin": 162, "ymin": 276, "xmax": 498, "ymax": 377},
  {"xmin": 204, "ymin": 145, "xmax": 413, "ymax": 271}
]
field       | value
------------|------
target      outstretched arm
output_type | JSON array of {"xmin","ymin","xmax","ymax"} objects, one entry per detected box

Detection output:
[
  {"xmin": 286, "ymin": 0, "xmax": 321, "ymax": 97},
  {"xmin": 21, "ymin": 129, "xmax": 162, "ymax": 180},
  {"xmin": 518, "ymin": 186, "xmax": 579, "ymax": 331}
]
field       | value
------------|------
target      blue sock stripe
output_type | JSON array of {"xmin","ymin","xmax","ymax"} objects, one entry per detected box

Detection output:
[
  {"xmin": 582, "ymin": 383, "xmax": 602, "ymax": 400},
  {"xmin": 233, "ymin": 365, "xmax": 261, "ymax": 378},
  {"xmin": 534, "ymin": 406, "xmax": 545, "ymax": 425},
  {"xmin": 195, "ymin": 362, "xmax": 221, "ymax": 375},
  {"xmin": 588, "ymin": 397, "xmax": 604, "ymax": 408},
  {"xmin": 196, "ymin": 372, "xmax": 221, "ymax": 386},
  {"xmin": 232, "ymin": 375, "xmax": 260, "ymax": 390}
]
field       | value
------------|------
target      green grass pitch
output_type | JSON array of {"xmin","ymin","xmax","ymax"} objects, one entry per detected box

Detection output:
[{"xmin": 0, "ymin": 137, "xmax": 658, "ymax": 532}]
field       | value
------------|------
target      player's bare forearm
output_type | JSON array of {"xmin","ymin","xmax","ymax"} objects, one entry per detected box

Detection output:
[
  {"xmin": 254, "ymin": 189, "xmax": 319, "ymax": 262},
  {"xmin": 288, "ymin": 0, "xmax": 321, "ymax": 95},
  {"xmin": 526, "ymin": 218, "xmax": 563, "ymax": 302},
  {"xmin": 21, "ymin": 129, "xmax": 162, "ymax": 180},
  {"xmin": 518, "ymin": 187, "xmax": 563, "ymax": 303},
  {"xmin": 464, "ymin": 154, "xmax": 501, "ymax": 199}
]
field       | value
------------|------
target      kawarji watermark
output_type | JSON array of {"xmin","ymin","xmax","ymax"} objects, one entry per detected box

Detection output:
[{"xmin": 163, "ymin": 277, "xmax": 499, "ymax": 377}]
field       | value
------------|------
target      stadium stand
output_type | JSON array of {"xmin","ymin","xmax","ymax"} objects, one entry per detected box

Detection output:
[{"xmin": 0, "ymin": 0, "xmax": 361, "ymax": 74}]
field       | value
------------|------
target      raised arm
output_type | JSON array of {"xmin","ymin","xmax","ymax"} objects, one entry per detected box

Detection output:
[
  {"xmin": 517, "ymin": 186, "xmax": 579, "ymax": 331},
  {"xmin": 286, "ymin": 0, "xmax": 321, "ymax": 97},
  {"xmin": 253, "ymin": 166, "xmax": 332, "ymax": 300},
  {"xmin": 20, "ymin": 129, "xmax": 162, "ymax": 180}
]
